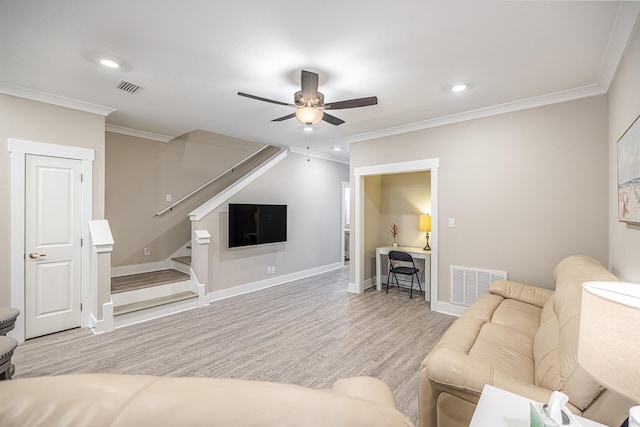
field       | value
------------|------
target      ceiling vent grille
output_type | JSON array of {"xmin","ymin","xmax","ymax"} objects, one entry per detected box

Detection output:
[{"xmin": 115, "ymin": 80, "xmax": 142, "ymax": 94}]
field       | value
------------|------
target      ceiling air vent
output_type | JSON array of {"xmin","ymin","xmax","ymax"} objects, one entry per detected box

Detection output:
[{"xmin": 115, "ymin": 80, "xmax": 142, "ymax": 94}]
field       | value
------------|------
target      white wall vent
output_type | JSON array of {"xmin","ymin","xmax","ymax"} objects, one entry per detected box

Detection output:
[
  {"xmin": 115, "ymin": 80, "xmax": 142, "ymax": 94},
  {"xmin": 450, "ymin": 265, "xmax": 508, "ymax": 306}
]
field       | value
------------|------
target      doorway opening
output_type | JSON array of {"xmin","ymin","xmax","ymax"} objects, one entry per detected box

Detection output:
[{"xmin": 351, "ymin": 158, "xmax": 440, "ymax": 306}]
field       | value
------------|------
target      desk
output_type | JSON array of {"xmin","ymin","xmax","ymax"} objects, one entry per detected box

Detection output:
[
  {"xmin": 375, "ymin": 246, "xmax": 430, "ymax": 296},
  {"xmin": 470, "ymin": 385, "xmax": 607, "ymax": 427}
]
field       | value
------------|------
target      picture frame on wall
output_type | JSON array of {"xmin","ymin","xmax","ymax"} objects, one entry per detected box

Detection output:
[{"xmin": 618, "ymin": 113, "xmax": 640, "ymax": 224}]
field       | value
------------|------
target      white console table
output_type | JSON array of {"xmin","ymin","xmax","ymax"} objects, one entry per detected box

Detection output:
[
  {"xmin": 375, "ymin": 246, "xmax": 430, "ymax": 296},
  {"xmin": 470, "ymin": 385, "xmax": 607, "ymax": 427}
]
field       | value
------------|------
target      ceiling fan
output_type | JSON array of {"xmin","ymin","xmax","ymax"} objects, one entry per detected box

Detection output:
[{"xmin": 238, "ymin": 70, "xmax": 378, "ymax": 126}]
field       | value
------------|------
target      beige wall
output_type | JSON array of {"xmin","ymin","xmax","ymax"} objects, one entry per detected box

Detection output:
[
  {"xmin": 194, "ymin": 151, "xmax": 349, "ymax": 294},
  {"xmin": 106, "ymin": 130, "xmax": 267, "ymax": 268},
  {"xmin": 362, "ymin": 172, "xmax": 431, "ymax": 281},
  {"xmin": 350, "ymin": 95, "xmax": 609, "ymax": 302},
  {"xmin": 380, "ymin": 172, "xmax": 431, "ymax": 248},
  {"xmin": 0, "ymin": 94, "xmax": 106, "ymax": 305},
  {"xmin": 608, "ymin": 24, "xmax": 640, "ymax": 281}
]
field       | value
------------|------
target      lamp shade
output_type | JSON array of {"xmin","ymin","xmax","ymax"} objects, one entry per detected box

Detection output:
[
  {"xmin": 578, "ymin": 281, "xmax": 640, "ymax": 404},
  {"xmin": 419, "ymin": 215, "xmax": 432, "ymax": 232},
  {"xmin": 295, "ymin": 106, "xmax": 324, "ymax": 125}
]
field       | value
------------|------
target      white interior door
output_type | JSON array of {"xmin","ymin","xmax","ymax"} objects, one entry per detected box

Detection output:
[{"xmin": 25, "ymin": 155, "xmax": 82, "ymax": 339}]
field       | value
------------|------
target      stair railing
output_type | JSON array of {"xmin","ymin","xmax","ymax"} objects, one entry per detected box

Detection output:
[{"xmin": 155, "ymin": 145, "xmax": 272, "ymax": 216}]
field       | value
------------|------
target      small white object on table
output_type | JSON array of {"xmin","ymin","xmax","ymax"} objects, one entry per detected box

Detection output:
[{"xmin": 470, "ymin": 385, "xmax": 608, "ymax": 427}]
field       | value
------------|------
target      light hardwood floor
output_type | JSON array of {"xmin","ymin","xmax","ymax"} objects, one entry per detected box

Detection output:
[{"xmin": 13, "ymin": 264, "xmax": 455, "ymax": 425}]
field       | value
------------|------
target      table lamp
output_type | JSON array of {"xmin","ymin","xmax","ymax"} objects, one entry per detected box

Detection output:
[
  {"xmin": 578, "ymin": 281, "xmax": 640, "ymax": 427},
  {"xmin": 419, "ymin": 215, "xmax": 431, "ymax": 251}
]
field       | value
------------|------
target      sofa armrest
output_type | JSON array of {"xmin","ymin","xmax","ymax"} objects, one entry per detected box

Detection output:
[
  {"xmin": 489, "ymin": 280, "xmax": 553, "ymax": 308},
  {"xmin": 331, "ymin": 376, "xmax": 397, "ymax": 409}
]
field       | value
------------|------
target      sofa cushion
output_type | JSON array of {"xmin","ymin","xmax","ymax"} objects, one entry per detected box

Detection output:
[{"xmin": 469, "ymin": 322, "xmax": 535, "ymax": 384}]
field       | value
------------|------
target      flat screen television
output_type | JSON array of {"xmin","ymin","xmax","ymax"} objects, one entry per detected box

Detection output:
[{"xmin": 228, "ymin": 203, "xmax": 287, "ymax": 248}]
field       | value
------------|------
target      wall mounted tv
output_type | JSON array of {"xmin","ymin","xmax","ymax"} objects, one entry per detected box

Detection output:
[{"xmin": 228, "ymin": 203, "xmax": 287, "ymax": 248}]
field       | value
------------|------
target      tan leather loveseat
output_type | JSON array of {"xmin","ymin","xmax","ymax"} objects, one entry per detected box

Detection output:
[
  {"xmin": 419, "ymin": 255, "xmax": 634, "ymax": 427},
  {"xmin": 0, "ymin": 373, "xmax": 413, "ymax": 427}
]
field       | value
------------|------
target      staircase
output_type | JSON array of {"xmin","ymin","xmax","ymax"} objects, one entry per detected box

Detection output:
[{"xmin": 111, "ymin": 254, "xmax": 197, "ymax": 328}]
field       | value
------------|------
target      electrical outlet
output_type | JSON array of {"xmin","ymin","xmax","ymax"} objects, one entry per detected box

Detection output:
[
  {"xmin": 144, "ymin": 245, "xmax": 151, "ymax": 256},
  {"xmin": 267, "ymin": 266, "xmax": 276, "ymax": 275},
  {"xmin": 448, "ymin": 218, "xmax": 455, "ymax": 228},
  {"xmin": 166, "ymin": 194, "xmax": 172, "ymax": 202}
]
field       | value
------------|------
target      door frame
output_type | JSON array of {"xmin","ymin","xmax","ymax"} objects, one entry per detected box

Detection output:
[
  {"xmin": 341, "ymin": 181, "xmax": 349, "ymax": 267},
  {"xmin": 350, "ymin": 158, "xmax": 440, "ymax": 306},
  {"xmin": 9, "ymin": 138, "xmax": 94, "ymax": 343}
]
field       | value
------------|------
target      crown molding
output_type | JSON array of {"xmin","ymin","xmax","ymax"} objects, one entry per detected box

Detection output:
[
  {"xmin": 0, "ymin": 82, "xmax": 116, "ymax": 116},
  {"xmin": 105, "ymin": 124, "xmax": 173, "ymax": 143},
  {"xmin": 344, "ymin": 84, "xmax": 606, "ymax": 144},
  {"xmin": 597, "ymin": 2, "xmax": 640, "ymax": 90}
]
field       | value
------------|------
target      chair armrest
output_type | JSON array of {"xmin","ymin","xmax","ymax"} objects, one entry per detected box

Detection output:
[{"xmin": 489, "ymin": 280, "xmax": 553, "ymax": 308}]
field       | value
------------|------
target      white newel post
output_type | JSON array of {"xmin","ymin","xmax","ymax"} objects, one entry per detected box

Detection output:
[
  {"xmin": 192, "ymin": 229, "xmax": 211, "ymax": 307},
  {"xmin": 88, "ymin": 220, "xmax": 114, "ymax": 334}
]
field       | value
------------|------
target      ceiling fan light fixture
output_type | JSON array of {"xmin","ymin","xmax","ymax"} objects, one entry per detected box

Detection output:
[{"xmin": 295, "ymin": 106, "xmax": 323, "ymax": 125}]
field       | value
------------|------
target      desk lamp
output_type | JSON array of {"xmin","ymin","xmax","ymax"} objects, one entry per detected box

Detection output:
[
  {"xmin": 578, "ymin": 281, "xmax": 640, "ymax": 427},
  {"xmin": 419, "ymin": 215, "xmax": 431, "ymax": 251}
]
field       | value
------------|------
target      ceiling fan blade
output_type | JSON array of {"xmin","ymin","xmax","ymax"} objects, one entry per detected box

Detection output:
[
  {"xmin": 300, "ymin": 70, "xmax": 319, "ymax": 101},
  {"xmin": 322, "ymin": 112, "xmax": 345, "ymax": 126},
  {"xmin": 324, "ymin": 96, "xmax": 378, "ymax": 110},
  {"xmin": 238, "ymin": 92, "xmax": 293, "ymax": 107},
  {"xmin": 272, "ymin": 113, "xmax": 296, "ymax": 122}
]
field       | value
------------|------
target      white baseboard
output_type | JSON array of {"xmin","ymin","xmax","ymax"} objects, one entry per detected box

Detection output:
[
  {"xmin": 430, "ymin": 300, "xmax": 466, "ymax": 317},
  {"xmin": 90, "ymin": 300, "xmax": 114, "ymax": 334},
  {"xmin": 111, "ymin": 260, "xmax": 172, "ymax": 277},
  {"xmin": 207, "ymin": 262, "xmax": 343, "ymax": 303},
  {"xmin": 191, "ymin": 270, "xmax": 209, "ymax": 307}
]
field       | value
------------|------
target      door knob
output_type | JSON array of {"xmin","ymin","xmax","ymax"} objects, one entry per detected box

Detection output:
[{"xmin": 29, "ymin": 252, "xmax": 46, "ymax": 259}]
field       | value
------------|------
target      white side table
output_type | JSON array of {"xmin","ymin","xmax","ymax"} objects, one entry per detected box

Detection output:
[{"xmin": 470, "ymin": 385, "xmax": 608, "ymax": 427}]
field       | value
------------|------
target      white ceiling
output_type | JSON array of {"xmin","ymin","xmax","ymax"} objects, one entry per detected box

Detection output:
[{"xmin": 1, "ymin": 1, "xmax": 638, "ymax": 162}]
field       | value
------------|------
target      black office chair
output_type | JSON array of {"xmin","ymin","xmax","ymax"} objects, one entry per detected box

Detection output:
[{"xmin": 386, "ymin": 251, "xmax": 422, "ymax": 298}]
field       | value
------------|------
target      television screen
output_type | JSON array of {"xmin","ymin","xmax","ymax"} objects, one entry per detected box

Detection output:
[{"xmin": 228, "ymin": 204, "xmax": 287, "ymax": 248}]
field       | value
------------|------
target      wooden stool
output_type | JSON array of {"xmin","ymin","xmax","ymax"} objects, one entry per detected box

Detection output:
[
  {"xmin": 0, "ymin": 336, "xmax": 18, "ymax": 380},
  {"xmin": 0, "ymin": 307, "xmax": 20, "ymax": 336}
]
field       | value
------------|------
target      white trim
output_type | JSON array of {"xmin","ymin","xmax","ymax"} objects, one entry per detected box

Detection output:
[
  {"xmin": 90, "ymin": 300, "xmax": 114, "ymax": 334},
  {"xmin": 111, "ymin": 260, "xmax": 173, "ymax": 277},
  {"xmin": 353, "ymin": 158, "xmax": 442, "ymax": 313},
  {"xmin": 289, "ymin": 146, "xmax": 348, "ymax": 165},
  {"xmin": 0, "ymin": 82, "xmax": 115, "ymax": 116},
  {"xmin": 345, "ymin": 86, "xmax": 604, "ymax": 145},
  {"xmin": 207, "ymin": 262, "xmax": 343, "ymax": 303},
  {"xmin": 341, "ymin": 181, "xmax": 350, "ymax": 268},
  {"xmin": 189, "ymin": 149, "xmax": 288, "ymax": 221},
  {"xmin": 194, "ymin": 229, "xmax": 212, "ymax": 245},
  {"xmin": 105, "ymin": 124, "xmax": 173, "ymax": 143},
  {"xmin": 8, "ymin": 138, "xmax": 95, "ymax": 342},
  {"xmin": 597, "ymin": 2, "xmax": 640, "ymax": 90}
]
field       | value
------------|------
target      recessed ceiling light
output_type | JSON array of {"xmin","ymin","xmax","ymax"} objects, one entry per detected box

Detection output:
[
  {"xmin": 99, "ymin": 58, "xmax": 120, "ymax": 69},
  {"xmin": 450, "ymin": 82, "xmax": 470, "ymax": 93},
  {"xmin": 303, "ymin": 126, "xmax": 314, "ymax": 132},
  {"xmin": 333, "ymin": 147, "xmax": 342, "ymax": 151}
]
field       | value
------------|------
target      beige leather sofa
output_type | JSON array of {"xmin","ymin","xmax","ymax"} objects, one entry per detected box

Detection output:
[
  {"xmin": 0, "ymin": 373, "xmax": 414, "ymax": 426},
  {"xmin": 419, "ymin": 255, "xmax": 634, "ymax": 427}
]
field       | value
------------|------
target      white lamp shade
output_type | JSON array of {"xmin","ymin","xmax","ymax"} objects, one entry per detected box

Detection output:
[
  {"xmin": 578, "ymin": 281, "xmax": 640, "ymax": 404},
  {"xmin": 419, "ymin": 215, "xmax": 432, "ymax": 232},
  {"xmin": 295, "ymin": 107, "xmax": 323, "ymax": 125}
]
